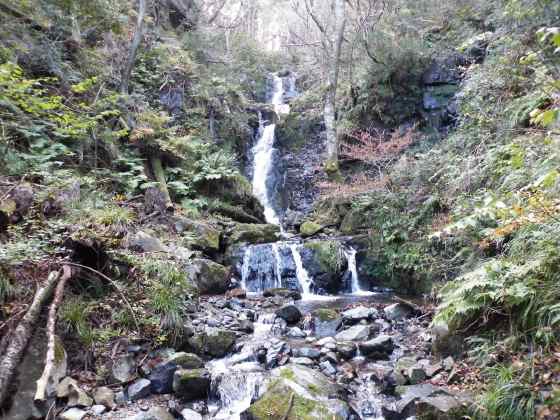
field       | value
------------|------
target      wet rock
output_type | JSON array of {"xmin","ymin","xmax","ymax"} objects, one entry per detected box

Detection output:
[
  {"xmin": 320, "ymin": 360, "xmax": 337, "ymax": 376},
  {"xmin": 263, "ymin": 288, "xmax": 302, "ymax": 300},
  {"xmin": 342, "ymin": 306, "xmax": 379, "ymax": 324},
  {"xmin": 408, "ymin": 365, "xmax": 427, "ymax": 385},
  {"xmin": 167, "ymin": 352, "xmax": 204, "ymax": 369},
  {"xmin": 226, "ymin": 288, "xmax": 247, "ymax": 299},
  {"xmin": 359, "ymin": 335, "xmax": 394, "ymax": 359},
  {"xmin": 112, "ymin": 355, "xmax": 136, "ymax": 383},
  {"xmin": 149, "ymin": 362, "xmax": 177, "ymax": 394},
  {"xmin": 227, "ymin": 223, "xmax": 279, "ymax": 245},
  {"xmin": 287, "ymin": 326, "xmax": 307, "ymax": 338},
  {"xmin": 60, "ymin": 408, "xmax": 87, "ymax": 420},
  {"xmin": 172, "ymin": 369, "xmax": 210, "ymax": 401},
  {"xmin": 125, "ymin": 230, "xmax": 168, "ymax": 253},
  {"xmin": 300, "ymin": 241, "xmax": 348, "ymax": 294},
  {"xmin": 384, "ymin": 303, "xmax": 414, "ymax": 321},
  {"xmin": 266, "ymin": 340, "xmax": 290, "ymax": 369},
  {"xmin": 180, "ymin": 408, "xmax": 203, "ymax": 420},
  {"xmin": 335, "ymin": 325, "xmax": 371, "ymax": 341},
  {"xmin": 335, "ymin": 341, "xmax": 357, "ymax": 359},
  {"xmin": 93, "ymin": 386, "xmax": 115, "ymax": 409},
  {"xmin": 188, "ymin": 259, "xmax": 230, "ymax": 295},
  {"xmin": 316, "ymin": 336, "xmax": 336, "ymax": 346},
  {"xmin": 322, "ymin": 351, "xmax": 338, "ymax": 365},
  {"xmin": 312, "ymin": 309, "xmax": 342, "ymax": 337},
  {"xmin": 292, "ymin": 347, "xmax": 321, "ymax": 359},
  {"xmin": 275, "ymin": 304, "xmax": 302, "ymax": 324},
  {"xmin": 115, "ymin": 390, "xmax": 127, "ymax": 406},
  {"xmin": 131, "ymin": 407, "xmax": 175, "ymax": 420},
  {"xmin": 127, "ymin": 378, "xmax": 151, "ymax": 401}
]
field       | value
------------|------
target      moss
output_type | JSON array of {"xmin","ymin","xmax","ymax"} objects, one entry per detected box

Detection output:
[
  {"xmin": 303, "ymin": 241, "xmax": 344, "ymax": 274},
  {"xmin": 299, "ymin": 221, "xmax": 322, "ymax": 237},
  {"xmin": 54, "ymin": 336, "xmax": 66, "ymax": 364},
  {"xmin": 280, "ymin": 368, "xmax": 296, "ymax": 381},
  {"xmin": 228, "ymin": 223, "xmax": 279, "ymax": 245}
]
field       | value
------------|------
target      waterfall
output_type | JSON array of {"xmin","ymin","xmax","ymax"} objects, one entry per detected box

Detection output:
[
  {"xmin": 344, "ymin": 246, "xmax": 374, "ymax": 296},
  {"xmin": 251, "ymin": 74, "xmax": 289, "ymax": 226},
  {"xmin": 288, "ymin": 243, "xmax": 314, "ymax": 298}
]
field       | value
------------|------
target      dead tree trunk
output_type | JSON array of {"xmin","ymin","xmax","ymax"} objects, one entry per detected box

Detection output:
[
  {"xmin": 34, "ymin": 266, "xmax": 72, "ymax": 414},
  {"xmin": 0, "ymin": 270, "xmax": 62, "ymax": 408},
  {"xmin": 121, "ymin": 0, "xmax": 147, "ymax": 94}
]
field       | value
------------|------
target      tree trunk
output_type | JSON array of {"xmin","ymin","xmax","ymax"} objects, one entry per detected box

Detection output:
[
  {"xmin": 34, "ymin": 266, "xmax": 72, "ymax": 414},
  {"xmin": 121, "ymin": 0, "xmax": 147, "ymax": 95},
  {"xmin": 150, "ymin": 156, "xmax": 173, "ymax": 209},
  {"xmin": 0, "ymin": 270, "xmax": 62, "ymax": 408},
  {"xmin": 324, "ymin": 0, "xmax": 346, "ymax": 175}
]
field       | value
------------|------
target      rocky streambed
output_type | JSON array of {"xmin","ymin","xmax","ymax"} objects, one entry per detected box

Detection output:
[{"xmin": 46, "ymin": 290, "xmax": 470, "ymax": 420}]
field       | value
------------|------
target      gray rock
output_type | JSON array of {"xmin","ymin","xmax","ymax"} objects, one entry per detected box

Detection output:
[
  {"xmin": 112, "ymin": 355, "xmax": 136, "ymax": 383},
  {"xmin": 443, "ymin": 356, "xmax": 455, "ymax": 371},
  {"xmin": 131, "ymin": 407, "xmax": 175, "ymax": 420},
  {"xmin": 408, "ymin": 365, "xmax": 427, "ymax": 384},
  {"xmin": 149, "ymin": 362, "xmax": 177, "ymax": 394},
  {"xmin": 180, "ymin": 408, "xmax": 203, "ymax": 420},
  {"xmin": 127, "ymin": 378, "xmax": 151, "ymax": 401},
  {"xmin": 292, "ymin": 347, "xmax": 321, "ymax": 359},
  {"xmin": 115, "ymin": 390, "xmax": 127, "ymax": 405},
  {"xmin": 266, "ymin": 340, "xmax": 290, "ymax": 369},
  {"xmin": 166, "ymin": 352, "xmax": 205, "ymax": 369},
  {"xmin": 286, "ymin": 327, "xmax": 306, "ymax": 338},
  {"xmin": 335, "ymin": 325, "xmax": 371, "ymax": 341},
  {"xmin": 91, "ymin": 405, "xmax": 107, "ymax": 416},
  {"xmin": 186, "ymin": 328, "xmax": 236, "ymax": 358},
  {"xmin": 322, "ymin": 351, "xmax": 338, "ymax": 364},
  {"xmin": 342, "ymin": 306, "xmax": 379, "ymax": 324},
  {"xmin": 359, "ymin": 335, "xmax": 394, "ymax": 359},
  {"xmin": 320, "ymin": 360, "xmax": 337, "ymax": 376},
  {"xmin": 432, "ymin": 322, "xmax": 463, "ymax": 356},
  {"xmin": 316, "ymin": 337, "xmax": 336, "ymax": 346},
  {"xmin": 336, "ymin": 341, "xmax": 357, "ymax": 359},
  {"xmin": 275, "ymin": 305, "xmax": 302, "ymax": 324},
  {"xmin": 173, "ymin": 369, "xmax": 210, "ymax": 401},
  {"xmin": 93, "ymin": 386, "xmax": 116, "ymax": 410},
  {"xmin": 60, "ymin": 408, "xmax": 87, "ymax": 420},
  {"xmin": 57, "ymin": 377, "xmax": 93, "ymax": 408},
  {"xmin": 125, "ymin": 231, "xmax": 168, "ymax": 253},
  {"xmin": 384, "ymin": 303, "xmax": 414, "ymax": 321}
]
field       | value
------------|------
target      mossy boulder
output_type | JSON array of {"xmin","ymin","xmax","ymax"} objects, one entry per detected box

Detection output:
[
  {"xmin": 299, "ymin": 221, "xmax": 322, "ymax": 237},
  {"xmin": 165, "ymin": 352, "xmax": 204, "ymax": 369},
  {"xmin": 172, "ymin": 368, "xmax": 210, "ymax": 401},
  {"xmin": 246, "ymin": 365, "xmax": 349, "ymax": 420},
  {"xmin": 175, "ymin": 218, "xmax": 221, "ymax": 253},
  {"xmin": 185, "ymin": 327, "xmax": 236, "ymax": 358},
  {"xmin": 187, "ymin": 258, "xmax": 230, "ymax": 295},
  {"xmin": 227, "ymin": 223, "xmax": 279, "ymax": 245},
  {"xmin": 301, "ymin": 241, "xmax": 347, "ymax": 294}
]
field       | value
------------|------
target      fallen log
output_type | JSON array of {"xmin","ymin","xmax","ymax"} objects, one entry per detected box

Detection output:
[
  {"xmin": 0, "ymin": 269, "xmax": 62, "ymax": 408},
  {"xmin": 34, "ymin": 265, "xmax": 72, "ymax": 415}
]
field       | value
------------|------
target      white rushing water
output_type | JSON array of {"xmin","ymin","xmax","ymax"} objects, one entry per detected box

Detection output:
[
  {"xmin": 251, "ymin": 74, "xmax": 289, "ymax": 225},
  {"xmin": 344, "ymin": 246, "xmax": 375, "ymax": 296}
]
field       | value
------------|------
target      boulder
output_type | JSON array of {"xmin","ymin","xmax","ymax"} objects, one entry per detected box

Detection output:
[
  {"xmin": 57, "ymin": 377, "xmax": 92, "ymax": 407},
  {"xmin": 186, "ymin": 328, "xmax": 236, "ymax": 358},
  {"xmin": 165, "ymin": 352, "xmax": 204, "ymax": 369},
  {"xmin": 125, "ymin": 231, "xmax": 168, "ymax": 253},
  {"xmin": 227, "ymin": 223, "xmax": 279, "ymax": 245},
  {"xmin": 384, "ymin": 303, "xmax": 414, "ymax": 321},
  {"xmin": 266, "ymin": 340, "xmax": 290, "ymax": 369},
  {"xmin": 312, "ymin": 308, "xmax": 342, "ymax": 338},
  {"xmin": 342, "ymin": 306, "xmax": 379, "ymax": 324},
  {"xmin": 112, "ymin": 355, "xmax": 136, "ymax": 383},
  {"xmin": 275, "ymin": 305, "xmax": 302, "ymax": 324},
  {"xmin": 246, "ymin": 365, "xmax": 347, "ymax": 420},
  {"xmin": 335, "ymin": 342, "xmax": 357, "ymax": 360},
  {"xmin": 359, "ymin": 335, "xmax": 394, "ymax": 359},
  {"xmin": 149, "ymin": 362, "xmax": 177, "ymax": 394},
  {"xmin": 299, "ymin": 221, "xmax": 322, "ymax": 237},
  {"xmin": 188, "ymin": 259, "xmax": 230, "ymax": 295},
  {"xmin": 127, "ymin": 378, "xmax": 151, "ymax": 401},
  {"xmin": 292, "ymin": 347, "xmax": 321, "ymax": 359},
  {"xmin": 172, "ymin": 368, "xmax": 210, "ymax": 401},
  {"xmin": 93, "ymin": 387, "xmax": 115, "ymax": 409},
  {"xmin": 300, "ymin": 241, "xmax": 348, "ymax": 294},
  {"xmin": 335, "ymin": 325, "xmax": 371, "ymax": 342},
  {"xmin": 175, "ymin": 217, "xmax": 221, "ymax": 253},
  {"xmin": 408, "ymin": 365, "xmax": 427, "ymax": 385}
]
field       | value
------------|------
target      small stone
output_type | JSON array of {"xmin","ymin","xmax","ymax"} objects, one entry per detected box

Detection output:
[
  {"xmin": 57, "ymin": 377, "xmax": 93, "ymax": 408},
  {"xmin": 342, "ymin": 306, "xmax": 379, "ymax": 324},
  {"xmin": 336, "ymin": 341, "xmax": 357, "ymax": 359},
  {"xmin": 316, "ymin": 337, "xmax": 336, "ymax": 346},
  {"xmin": 322, "ymin": 351, "xmax": 338, "ymax": 365},
  {"xmin": 292, "ymin": 347, "xmax": 321, "ymax": 359},
  {"xmin": 60, "ymin": 408, "xmax": 87, "ymax": 420},
  {"xmin": 112, "ymin": 355, "xmax": 136, "ymax": 383},
  {"xmin": 115, "ymin": 390, "xmax": 127, "ymax": 405},
  {"xmin": 181, "ymin": 408, "xmax": 203, "ymax": 420},
  {"xmin": 286, "ymin": 327, "xmax": 306, "ymax": 338},
  {"xmin": 57, "ymin": 377, "xmax": 79, "ymax": 398},
  {"xmin": 442, "ymin": 356, "xmax": 455, "ymax": 371},
  {"xmin": 320, "ymin": 360, "xmax": 337, "ymax": 376},
  {"xmin": 149, "ymin": 362, "xmax": 177, "ymax": 394},
  {"xmin": 127, "ymin": 378, "xmax": 152, "ymax": 401},
  {"xmin": 358, "ymin": 335, "xmax": 394, "ymax": 359},
  {"xmin": 408, "ymin": 366, "xmax": 427, "ymax": 384}
]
